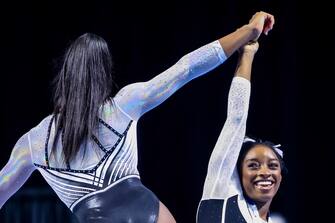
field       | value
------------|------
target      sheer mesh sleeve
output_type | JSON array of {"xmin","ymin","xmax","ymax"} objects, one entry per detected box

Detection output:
[
  {"xmin": 0, "ymin": 132, "xmax": 35, "ymax": 208},
  {"xmin": 201, "ymin": 77, "xmax": 250, "ymax": 200},
  {"xmin": 114, "ymin": 40, "xmax": 227, "ymax": 120}
]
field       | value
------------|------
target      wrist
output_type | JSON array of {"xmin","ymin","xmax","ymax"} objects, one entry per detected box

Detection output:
[
  {"xmin": 244, "ymin": 24, "xmax": 261, "ymax": 41},
  {"xmin": 239, "ymin": 52, "xmax": 256, "ymax": 61}
]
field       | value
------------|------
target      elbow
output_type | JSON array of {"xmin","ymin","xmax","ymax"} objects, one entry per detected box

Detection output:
[
  {"xmin": 228, "ymin": 113, "xmax": 248, "ymax": 126},
  {"xmin": 176, "ymin": 55, "xmax": 192, "ymax": 77},
  {"xmin": 227, "ymin": 99, "xmax": 249, "ymax": 125},
  {"xmin": 232, "ymin": 116, "xmax": 243, "ymax": 125}
]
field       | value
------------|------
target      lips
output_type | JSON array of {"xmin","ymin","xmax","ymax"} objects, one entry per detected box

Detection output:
[{"xmin": 253, "ymin": 180, "xmax": 275, "ymax": 191}]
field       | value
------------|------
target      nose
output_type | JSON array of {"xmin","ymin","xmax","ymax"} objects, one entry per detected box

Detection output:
[{"xmin": 258, "ymin": 166, "xmax": 271, "ymax": 178}]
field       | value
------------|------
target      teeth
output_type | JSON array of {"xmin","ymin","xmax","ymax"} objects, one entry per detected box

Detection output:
[{"xmin": 256, "ymin": 181, "xmax": 272, "ymax": 186}]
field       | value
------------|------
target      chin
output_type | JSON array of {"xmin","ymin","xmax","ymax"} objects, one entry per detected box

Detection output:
[
  {"xmin": 250, "ymin": 185, "xmax": 280, "ymax": 204},
  {"xmin": 253, "ymin": 194, "xmax": 274, "ymax": 203}
]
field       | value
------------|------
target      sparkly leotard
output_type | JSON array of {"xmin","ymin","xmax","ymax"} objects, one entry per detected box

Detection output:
[
  {"xmin": 196, "ymin": 77, "xmax": 275, "ymax": 223},
  {"xmin": 1, "ymin": 40, "xmax": 227, "ymax": 223}
]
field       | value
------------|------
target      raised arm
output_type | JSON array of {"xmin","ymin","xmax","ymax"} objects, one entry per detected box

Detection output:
[
  {"xmin": 0, "ymin": 133, "xmax": 35, "ymax": 209},
  {"xmin": 201, "ymin": 42, "xmax": 259, "ymax": 200},
  {"xmin": 219, "ymin": 11, "xmax": 274, "ymax": 57},
  {"xmin": 114, "ymin": 12, "xmax": 274, "ymax": 120}
]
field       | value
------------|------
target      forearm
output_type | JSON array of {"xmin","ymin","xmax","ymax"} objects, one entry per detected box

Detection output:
[
  {"xmin": 218, "ymin": 25, "xmax": 257, "ymax": 58},
  {"xmin": 183, "ymin": 40, "xmax": 227, "ymax": 79},
  {"xmin": 118, "ymin": 40, "xmax": 228, "ymax": 118},
  {"xmin": 234, "ymin": 52, "xmax": 255, "ymax": 81}
]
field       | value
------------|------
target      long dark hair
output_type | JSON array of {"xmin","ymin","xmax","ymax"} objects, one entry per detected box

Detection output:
[{"xmin": 52, "ymin": 33, "xmax": 114, "ymax": 164}]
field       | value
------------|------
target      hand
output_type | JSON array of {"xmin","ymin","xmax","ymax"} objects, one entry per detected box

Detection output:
[
  {"xmin": 239, "ymin": 41, "xmax": 259, "ymax": 56},
  {"xmin": 248, "ymin": 11, "xmax": 275, "ymax": 40},
  {"xmin": 234, "ymin": 41, "xmax": 259, "ymax": 80}
]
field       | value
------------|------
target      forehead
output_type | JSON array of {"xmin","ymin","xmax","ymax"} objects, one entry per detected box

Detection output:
[{"xmin": 244, "ymin": 145, "xmax": 278, "ymax": 160}]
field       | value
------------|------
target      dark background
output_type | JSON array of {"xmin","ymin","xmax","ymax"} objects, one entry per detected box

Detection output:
[{"xmin": 1, "ymin": 0, "xmax": 334, "ymax": 222}]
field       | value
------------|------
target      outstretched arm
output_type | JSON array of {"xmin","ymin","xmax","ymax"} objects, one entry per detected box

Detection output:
[
  {"xmin": 0, "ymin": 133, "xmax": 35, "ymax": 209},
  {"xmin": 114, "ymin": 12, "xmax": 274, "ymax": 120},
  {"xmin": 201, "ymin": 42, "xmax": 259, "ymax": 200},
  {"xmin": 219, "ymin": 11, "xmax": 274, "ymax": 57}
]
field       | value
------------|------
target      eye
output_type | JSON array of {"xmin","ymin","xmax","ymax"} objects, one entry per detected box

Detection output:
[
  {"xmin": 268, "ymin": 162, "xmax": 280, "ymax": 170},
  {"xmin": 247, "ymin": 162, "xmax": 259, "ymax": 170}
]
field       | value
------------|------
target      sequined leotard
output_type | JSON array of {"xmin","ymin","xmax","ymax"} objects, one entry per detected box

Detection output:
[
  {"xmin": 1, "ymin": 40, "xmax": 227, "ymax": 223},
  {"xmin": 196, "ymin": 77, "xmax": 275, "ymax": 223}
]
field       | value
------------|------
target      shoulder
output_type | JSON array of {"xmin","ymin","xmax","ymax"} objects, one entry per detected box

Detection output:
[
  {"xmin": 27, "ymin": 114, "xmax": 54, "ymax": 163},
  {"xmin": 114, "ymin": 82, "xmax": 146, "ymax": 102},
  {"xmin": 112, "ymin": 83, "xmax": 147, "ymax": 120},
  {"xmin": 29, "ymin": 114, "xmax": 54, "ymax": 133}
]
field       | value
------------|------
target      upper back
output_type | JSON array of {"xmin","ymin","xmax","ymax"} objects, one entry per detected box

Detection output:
[{"xmin": 29, "ymin": 100, "xmax": 135, "ymax": 170}]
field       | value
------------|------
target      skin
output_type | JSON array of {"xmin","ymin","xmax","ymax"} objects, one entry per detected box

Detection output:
[
  {"xmin": 0, "ymin": 11, "xmax": 275, "ymax": 223},
  {"xmin": 157, "ymin": 11, "xmax": 273, "ymax": 222},
  {"xmin": 219, "ymin": 11, "xmax": 274, "ymax": 57},
  {"xmin": 241, "ymin": 145, "xmax": 282, "ymax": 221},
  {"xmin": 158, "ymin": 202, "xmax": 176, "ymax": 223},
  {"xmin": 235, "ymin": 41, "xmax": 259, "ymax": 80}
]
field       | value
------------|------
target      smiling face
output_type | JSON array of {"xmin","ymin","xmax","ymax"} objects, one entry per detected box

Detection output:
[{"xmin": 241, "ymin": 145, "xmax": 282, "ymax": 204}]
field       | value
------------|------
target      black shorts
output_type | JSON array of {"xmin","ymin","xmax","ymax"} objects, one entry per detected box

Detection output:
[{"xmin": 72, "ymin": 177, "xmax": 159, "ymax": 223}]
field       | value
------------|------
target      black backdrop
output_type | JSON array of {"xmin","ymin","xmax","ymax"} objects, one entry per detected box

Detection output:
[{"xmin": 1, "ymin": 0, "xmax": 334, "ymax": 222}]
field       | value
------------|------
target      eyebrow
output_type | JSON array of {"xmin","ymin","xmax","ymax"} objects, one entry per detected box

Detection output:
[
  {"xmin": 245, "ymin": 158, "xmax": 259, "ymax": 162},
  {"xmin": 245, "ymin": 158, "xmax": 279, "ymax": 162}
]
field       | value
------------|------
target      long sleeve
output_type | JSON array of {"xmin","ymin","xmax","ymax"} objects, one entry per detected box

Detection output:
[
  {"xmin": 114, "ymin": 40, "xmax": 227, "ymax": 120},
  {"xmin": 201, "ymin": 77, "xmax": 251, "ymax": 200},
  {"xmin": 0, "ymin": 133, "xmax": 35, "ymax": 208}
]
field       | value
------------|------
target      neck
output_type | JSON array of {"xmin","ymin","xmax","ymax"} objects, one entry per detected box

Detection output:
[{"xmin": 255, "ymin": 199, "xmax": 272, "ymax": 221}]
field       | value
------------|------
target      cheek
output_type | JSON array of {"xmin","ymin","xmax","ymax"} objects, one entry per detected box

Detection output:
[
  {"xmin": 273, "ymin": 172, "xmax": 282, "ymax": 192},
  {"xmin": 241, "ymin": 172, "xmax": 256, "ymax": 198},
  {"xmin": 275, "ymin": 169, "xmax": 282, "ymax": 180},
  {"xmin": 241, "ymin": 171, "xmax": 255, "ymax": 186},
  {"xmin": 277, "ymin": 173, "xmax": 282, "ymax": 185}
]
